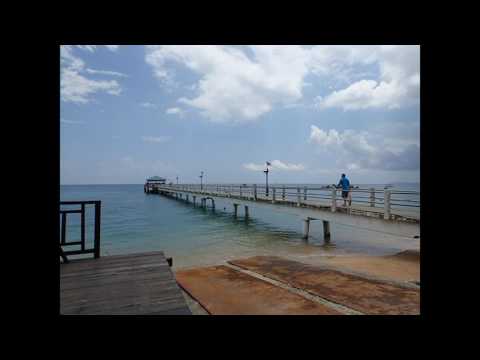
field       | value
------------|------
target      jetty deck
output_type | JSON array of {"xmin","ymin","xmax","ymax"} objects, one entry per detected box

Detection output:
[
  {"xmin": 60, "ymin": 251, "xmax": 191, "ymax": 315},
  {"xmin": 151, "ymin": 184, "xmax": 420, "ymax": 223}
]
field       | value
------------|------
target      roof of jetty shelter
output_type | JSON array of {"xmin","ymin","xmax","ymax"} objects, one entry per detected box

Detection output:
[{"xmin": 146, "ymin": 176, "xmax": 166, "ymax": 182}]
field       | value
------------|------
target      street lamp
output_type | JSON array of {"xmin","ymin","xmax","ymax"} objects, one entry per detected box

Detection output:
[
  {"xmin": 199, "ymin": 171, "xmax": 204, "ymax": 190},
  {"xmin": 264, "ymin": 161, "xmax": 271, "ymax": 197}
]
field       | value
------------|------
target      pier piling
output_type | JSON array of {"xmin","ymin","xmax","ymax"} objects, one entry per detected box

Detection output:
[
  {"xmin": 323, "ymin": 220, "xmax": 331, "ymax": 243},
  {"xmin": 233, "ymin": 203, "xmax": 238, "ymax": 217},
  {"xmin": 244, "ymin": 205, "xmax": 249, "ymax": 219},
  {"xmin": 303, "ymin": 218, "xmax": 310, "ymax": 240}
]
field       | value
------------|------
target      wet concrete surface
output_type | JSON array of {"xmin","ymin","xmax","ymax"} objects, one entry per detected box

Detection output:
[
  {"xmin": 176, "ymin": 265, "xmax": 341, "ymax": 315},
  {"xmin": 229, "ymin": 256, "xmax": 420, "ymax": 315}
]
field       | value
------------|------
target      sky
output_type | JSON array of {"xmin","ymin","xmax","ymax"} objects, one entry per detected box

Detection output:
[{"xmin": 60, "ymin": 45, "xmax": 420, "ymax": 185}]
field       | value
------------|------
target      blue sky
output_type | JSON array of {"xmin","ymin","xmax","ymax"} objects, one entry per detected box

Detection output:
[{"xmin": 60, "ymin": 45, "xmax": 420, "ymax": 185}]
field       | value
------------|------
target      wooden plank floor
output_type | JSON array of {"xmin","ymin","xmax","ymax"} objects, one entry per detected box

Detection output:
[{"xmin": 60, "ymin": 251, "xmax": 192, "ymax": 315}]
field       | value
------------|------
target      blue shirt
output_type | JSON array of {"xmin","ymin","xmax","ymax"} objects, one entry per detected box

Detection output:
[{"xmin": 338, "ymin": 177, "xmax": 350, "ymax": 191}]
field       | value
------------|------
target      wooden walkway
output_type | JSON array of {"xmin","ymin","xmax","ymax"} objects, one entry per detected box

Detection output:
[{"xmin": 60, "ymin": 251, "xmax": 192, "ymax": 315}]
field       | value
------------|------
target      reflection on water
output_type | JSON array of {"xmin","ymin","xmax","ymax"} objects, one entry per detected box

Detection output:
[{"xmin": 61, "ymin": 185, "xmax": 419, "ymax": 269}]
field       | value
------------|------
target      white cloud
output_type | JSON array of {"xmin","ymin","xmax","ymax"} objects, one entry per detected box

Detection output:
[
  {"xmin": 166, "ymin": 107, "xmax": 183, "ymax": 115},
  {"xmin": 145, "ymin": 45, "xmax": 310, "ymax": 122},
  {"xmin": 145, "ymin": 45, "xmax": 419, "ymax": 121},
  {"xmin": 140, "ymin": 102, "xmax": 157, "ymax": 108},
  {"xmin": 243, "ymin": 160, "xmax": 305, "ymax": 172},
  {"xmin": 86, "ymin": 68, "xmax": 127, "ymax": 77},
  {"xmin": 61, "ymin": 45, "xmax": 122, "ymax": 104},
  {"xmin": 315, "ymin": 45, "xmax": 420, "ymax": 110},
  {"xmin": 74, "ymin": 45, "xmax": 120, "ymax": 52},
  {"xmin": 141, "ymin": 136, "xmax": 170, "ymax": 143},
  {"xmin": 61, "ymin": 118, "xmax": 84, "ymax": 124},
  {"xmin": 309, "ymin": 125, "xmax": 419, "ymax": 171}
]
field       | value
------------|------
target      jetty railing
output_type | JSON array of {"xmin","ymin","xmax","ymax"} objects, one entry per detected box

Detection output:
[
  {"xmin": 60, "ymin": 200, "xmax": 101, "ymax": 259},
  {"xmin": 153, "ymin": 184, "xmax": 419, "ymax": 221}
]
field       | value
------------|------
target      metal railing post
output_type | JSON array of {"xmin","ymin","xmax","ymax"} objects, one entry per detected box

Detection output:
[
  {"xmin": 331, "ymin": 188, "xmax": 337, "ymax": 212},
  {"xmin": 94, "ymin": 201, "xmax": 101, "ymax": 259},
  {"xmin": 370, "ymin": 188, "xmax": 375, "ymax": 207},
  {"xmin": 384, "ymin": 189, "xmax": 391, "ymax": 220},
  {"xmin": 81, "ymin": 203, "xmax": 85, "ymax": 251}
]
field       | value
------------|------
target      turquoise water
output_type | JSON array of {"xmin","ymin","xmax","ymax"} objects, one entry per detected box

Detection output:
[{"xmin": 60, "ymin": 184, "xmax": 420, "ymax": 269}]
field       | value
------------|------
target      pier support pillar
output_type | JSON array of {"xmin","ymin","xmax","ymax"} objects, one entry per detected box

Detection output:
[
  {"xmin": 282, "ymin": 186, "xmax": 286, "ymax": 200},
  {"xmin": 370, "ymin": 188, "xmax": 375, "ymax": 207},
  {"xmin": 186, "ymin": 194, "xmax": 189, "ymax": 203},
  {"xmin": 323, "ymin": 220, "xmax": 331, "ymax": 243},
  {"xmin": 211, "ymin": 199, "xmax": 215, "ymax": 210},
  {"xmin": 240, "ymin": 186, "xmax": 242, "ymax": 197},
  {"xmin": 244, "ymin": 205, "xmax": 249, "ymax": 219},
  {"xmin": 272, "ymin": 188, "xmax": 276, "ymax": 203},
  {"xmin": 192, "ymin": 196, "xmax": 196, "ymax": 206},
  {"xmin": 233, "ymin": 203, "xmax": 238, "ymax": 217},
  {"xmin": 297, "ymin": 187, "xmax": 301, "ymax": 207},
  {"xmin": 254, "ymin": 184, "xmax": 257, "ymax": 200},
  {"xmin": 331, "ymin": 188, "xmax": 337, "ymax": 212},
  {"xmin": 304, "ymin": 187, "xmax": 307, "ymax": 201},
  {"xmin": 303, "ymin": 218, "xmax": 310, "ymax": 240}
]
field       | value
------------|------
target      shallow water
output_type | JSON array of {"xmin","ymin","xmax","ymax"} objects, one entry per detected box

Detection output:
[{"xmin": 60, "ymin": 184, "xmax": 419, "ymax": 269}]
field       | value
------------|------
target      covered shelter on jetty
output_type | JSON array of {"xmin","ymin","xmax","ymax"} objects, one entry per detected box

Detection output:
[{"xmin": 144, "ymin": 176, "xmax": 166, "ymax": 193}]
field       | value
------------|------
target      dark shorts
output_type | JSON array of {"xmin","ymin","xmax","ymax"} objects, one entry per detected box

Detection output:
[{"xmin": 342, "ymin": 191, "xmax": 349, "ymax": 199}]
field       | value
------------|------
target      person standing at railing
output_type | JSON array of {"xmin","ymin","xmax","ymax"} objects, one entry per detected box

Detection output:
[{"xmin": 337, "ymin": 173, "xmax": 350, "ymax": 207}]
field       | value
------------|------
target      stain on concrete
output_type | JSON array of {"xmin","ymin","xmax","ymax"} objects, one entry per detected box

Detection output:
[
  {"xmin": 176, "ymin": 265, "xmax": 341, "ymax": 315},
  {"xmin": 229, "ymin": 256, "xmax": 420, "ymax": 315}
]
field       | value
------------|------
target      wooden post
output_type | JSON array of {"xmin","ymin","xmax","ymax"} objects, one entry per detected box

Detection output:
[
  {"xmin": 282, "ymin": 186, "xmax": 286, "ymax": 200},
  {"xmin": 304, "ymin": 187, "xmax": 307, "ymax": 201},
  {"xmin": 331, "ymin": 188, "xmax": 337, "ymax": 212},
  {"xmin": 94, "ymin": 201, "xmax": 101, "ymax": 259},
  {"xmin": 233, "ymin": 203, "xmax": 238, "ymax": 217},
  {"xmin": 384, "ymin": 189, "xmax": 391, "ymax": 220},
  {"xmin": 272, "ymin": 188, "xmax": 276, "ymax": 203},
  {"xmin": 254, "ymin": 184, "xmax": 257, "ymax": 200},
  {"xmin": 297, "ymin": 187, "xmax": 301, "ymax": 206},
  {"xmin": 244, "ymin": 205, "xmax": 249, "ymax": 219},
  {"xmin": 370, "ymin": 188, "xmax": 375, "ymax": 207},
  {"xmin": 303, "ymin": 218, "xmax": 310, "ymax": 240},
  {"xmin": 323, "ymin": 220, "xmax": 331, "ymax": 243}
]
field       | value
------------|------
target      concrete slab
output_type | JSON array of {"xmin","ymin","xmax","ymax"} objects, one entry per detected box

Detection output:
[
  {"xmin": 175, "ymin": 265, "xmax": 341, "ymax": 315},
  {"xmin": 229, "ymin": 256, "xmax": 420, "ymax": 315}
]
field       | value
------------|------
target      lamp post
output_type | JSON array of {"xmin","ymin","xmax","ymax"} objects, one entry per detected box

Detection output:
[
  {"xmin": 264, "ymin": 161, "xmax": 271, "ymax": 197},
  {"xmin": 199, "ymin": 171, "xmax": 204, "ymax": 190}
]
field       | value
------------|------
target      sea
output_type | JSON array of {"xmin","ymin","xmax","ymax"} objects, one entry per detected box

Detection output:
[{"xmin": 60, "ymin": 184, "xmax": 420, "ymax": 269}]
